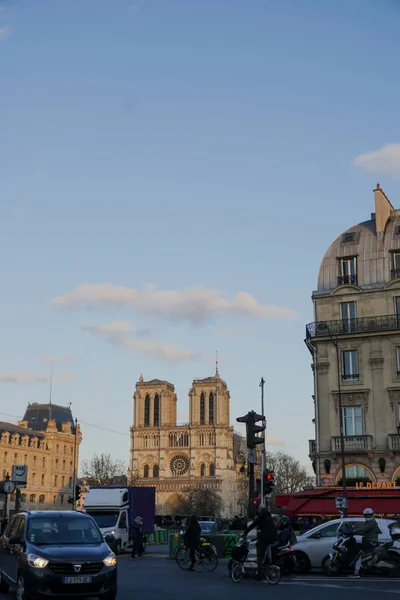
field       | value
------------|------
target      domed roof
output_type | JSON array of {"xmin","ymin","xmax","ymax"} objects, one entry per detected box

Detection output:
[{"xmin": 316, "ymin": 185, "xmax": 400, "ymax": 294}]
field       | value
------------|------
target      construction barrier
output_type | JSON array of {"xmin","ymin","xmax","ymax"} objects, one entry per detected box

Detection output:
[
  {"xmin": 147, "ymin": 530, "xmax": 169, "ymax": 545},
  {"xmin": 168, "ymin": 532, "xmax": 240, "ymax": 558}
]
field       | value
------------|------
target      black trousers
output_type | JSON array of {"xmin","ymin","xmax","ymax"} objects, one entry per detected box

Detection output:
[{"xmin": 131, "ymin": 539, "xmax": 142, "ymax": 557}]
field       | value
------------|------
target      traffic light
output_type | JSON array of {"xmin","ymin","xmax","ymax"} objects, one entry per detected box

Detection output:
[
  {"xmin": 75, "ymin": 485, "xmax": 81, "ymax": 502},
  {"xmin": 263, "ymin": 469, "xmax": 274, "ymax": 494},
  {"xmin": 252, "ymin": 494, "xmax": 261, "ymax": 508},
  {"xmin": 236, "ymin": 411, "xmax": 266, "ymax": 449}
]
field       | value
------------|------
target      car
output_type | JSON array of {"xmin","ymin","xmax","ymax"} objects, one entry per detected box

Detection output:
[
  {"xmin": 0, "ymin": 510, "xmax": 117, "ymax": 600},
  {"xmin": 199, "ymin": 521, "xmax": 217, "ymax": 535},
  {"xmin": 293, "ymin": 517, "xmax": 397, "ymax": 573}
]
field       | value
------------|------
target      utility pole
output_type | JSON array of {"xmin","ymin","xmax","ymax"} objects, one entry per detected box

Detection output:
[
  {"xmin": 260, "ymin": 378, "xmax": 265, "ymax": 502},
  {"xmin": 72, "ymin": 418, "xmax": 78, "ymax": 510}
]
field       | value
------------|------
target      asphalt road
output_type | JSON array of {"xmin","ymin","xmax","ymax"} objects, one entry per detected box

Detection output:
[{"xmin": 2, "ymin": 546, "xmax": 400, "ymax": 599}]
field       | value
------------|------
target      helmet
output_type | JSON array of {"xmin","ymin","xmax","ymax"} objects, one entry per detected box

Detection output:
[
  {"xmin": 363, "ymin": 508, "xmax": 374, "ymax": 519},
  {"xmin": 280, "ymin": 516, "xmax": 290, "ymax": 527}
]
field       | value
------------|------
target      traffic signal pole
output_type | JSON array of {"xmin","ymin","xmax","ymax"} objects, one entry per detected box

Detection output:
[{"xmin": 260, "ymin": 378, "xmax": 265, "ymax": 503}]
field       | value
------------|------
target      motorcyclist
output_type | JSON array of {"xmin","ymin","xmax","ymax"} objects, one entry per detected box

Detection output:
[
  {"xmin": 243, "ymin": 504, "xmax": 278, "ymax": 580},
  {"xmin": 348, "ymin": 508, "xmax": 381, "ymax": 578}
]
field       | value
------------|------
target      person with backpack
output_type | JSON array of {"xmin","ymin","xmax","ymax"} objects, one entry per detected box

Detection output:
[{"xmin": 243, "ymin": 504, "xmax": 278, "ymax": 580}]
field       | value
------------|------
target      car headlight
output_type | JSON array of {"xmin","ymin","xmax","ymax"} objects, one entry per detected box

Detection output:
[
  {"xmin": 27, "ymin": 554, "xmax": 49, "ymax": 569},
  {"xmin": 104, "ymin": 530, "xmax": 116, "ymax": 536},
  {"xmin": 103, "ymin": 553, "xmax": 117, "ymax": 567}
]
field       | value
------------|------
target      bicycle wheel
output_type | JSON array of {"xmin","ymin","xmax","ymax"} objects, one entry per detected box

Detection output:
[
  {"xmin": 175, "ymin": 546, "xmax": 192, "ymax": 570},
  {"xmin": 201, "ymin": 547, "xmax": 219, "ymax": 572},
  {"xmin": 265, "ymin": 565, "xmax": 281, "ymax": 584},
  {"xmin": 231, "ymin": 561, "xmax": 244, "ymax": 583}
]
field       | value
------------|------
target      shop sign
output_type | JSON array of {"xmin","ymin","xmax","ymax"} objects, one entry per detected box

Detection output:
[{"xmin": 355, "ymin": 481, "xmax": 397, "ymax": 490}]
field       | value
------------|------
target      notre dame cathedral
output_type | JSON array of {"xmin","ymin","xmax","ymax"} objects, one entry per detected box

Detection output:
[{"xmin": 129, "ymin": 368, "xmax": 246, "ymax": 516}]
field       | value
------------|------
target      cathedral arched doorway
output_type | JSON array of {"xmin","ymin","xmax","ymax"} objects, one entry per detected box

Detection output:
[{"xmin": 164, "ymin": 493, "xmax": 184, "ymax": 515}]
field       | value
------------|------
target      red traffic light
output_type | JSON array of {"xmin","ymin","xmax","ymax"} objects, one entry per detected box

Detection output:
[{"xmin": 267, "ymin": 473, "xmax": 274, "ymax": 481}]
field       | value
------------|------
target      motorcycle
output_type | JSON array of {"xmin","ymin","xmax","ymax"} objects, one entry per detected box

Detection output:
[{"xmin": 322, "ymin": 522, "xmax": 400, "ymax": 578}]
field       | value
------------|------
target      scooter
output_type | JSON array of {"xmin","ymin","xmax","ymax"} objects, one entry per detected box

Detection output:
[
  {"xmin": 273, "ymin": 541, "xmax": 299, "ymax": 575},
  {"xmin": 322, "ymin": 522, "xmax": 400, "ymax": 577}
]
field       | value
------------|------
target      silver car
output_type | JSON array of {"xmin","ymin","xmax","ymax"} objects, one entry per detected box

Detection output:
[{"xmin": 293, "ymin": 517, "xmax": 396, "ymax": 572}]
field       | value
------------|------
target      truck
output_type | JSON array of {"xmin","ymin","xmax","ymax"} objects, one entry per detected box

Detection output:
[{"xmin": 83, "ymin": 486, "xmax": 156, "ymax": 554}]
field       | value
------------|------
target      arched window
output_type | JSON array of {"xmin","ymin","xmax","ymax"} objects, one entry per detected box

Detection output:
[
  {"xmin": 200, "ymin": 393, "xmax": 205, "ymax": 425},
  {"xmin": 154, "ymin": 394, "xmax": 160, "ymax": 427},
  {"xmin": 143, "ymin": 464, "xmax": 149, "ymax": 478},
  {"xmin": 200, "ymin": 463, "xmax": 205, "ymax": 477},
  {"xmin": 144, "ymin": 395, "xmax": 150, "ymax": 427},
  {"xmin": 209, "ymin": 463, "xmax": 215, "ymax": 477},
  {"xmin": 39, "ymin": 495, "xmax": 45, "ymax": 504},
  {"xmin": 21, "ymin": 494, "xmax": 26, "ymax": 503},
  {"xmin": 209, "ymin": 393, "xmax": 214, "ymax": 425},
  {"xmin": 336, "ymin": 463, "xmax": 373, "ymax": 485},
  {"xmin": 29, "ymin": 494, "xmax": 35, "ymax": 503},
  {"xmin": 153, "ymin": 464, "xmax": 159, "ymax": 478}
]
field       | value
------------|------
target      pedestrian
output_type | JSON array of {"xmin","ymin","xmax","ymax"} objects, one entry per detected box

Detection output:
[
  {"xmin": 243, "ymin": 503, "xmax": 278, "ymax": 580},
  {"xmin": 349, "ymin": 508, "xmax": 381, "ymax": 578},
  {"xmin": 183, "ymin": 515, "xmax": 201, "ymax": 571},
  {"xmin": 129, "ymin": 516, "xmax": 144, "ymax": 560}
]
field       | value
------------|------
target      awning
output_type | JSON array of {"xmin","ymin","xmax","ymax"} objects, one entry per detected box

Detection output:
[{"xmin": 275, "ymin": 488, "xmax": 400, "ymax": 516}]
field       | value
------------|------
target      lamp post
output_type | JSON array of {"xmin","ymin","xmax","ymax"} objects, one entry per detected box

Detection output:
[
  {"xmin": 316, "ymin": 322, "xmax": 348, "ymax": 516},
  {"xmin": 72, "ymin": 418, "xmax": 78, "ymax": 510}
]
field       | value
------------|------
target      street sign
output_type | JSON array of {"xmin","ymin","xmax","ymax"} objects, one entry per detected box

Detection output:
[
  {"xmin": 12, "ymin": 465, "xmax": 28, "ymax": 488},
  {"xmin": 248, "ymin": 450, "xmax": 257, "ymax": 464},
  {"xmin": 335, "ymin": 497, "xmax": 347, "ymax": 509}
]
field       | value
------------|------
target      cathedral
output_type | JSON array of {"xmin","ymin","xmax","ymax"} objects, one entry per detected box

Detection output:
[{"xmin": 129, "ymin": 368, "xmax": 246, "ymax": 516}]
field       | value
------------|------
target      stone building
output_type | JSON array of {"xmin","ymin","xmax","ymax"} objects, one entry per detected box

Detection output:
[
  {"xmin": 0, "ymin": 402, "xmax": 82, "ymax": 512},
  {"xmin": 306, "ymin": 184, "xmax": 400, "ymax": 487},
  {"xmin": 129, "ymin": 369, "xmax": 246, "ymax": 516}
]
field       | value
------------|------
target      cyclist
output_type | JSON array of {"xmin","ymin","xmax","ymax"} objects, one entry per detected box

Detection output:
[
  {"xmin": 183, "ymin": 515, "xmax": 201, "ymax": 571},
  {"xmin": 243, "ymin": 504, "xmax": 277, "ymax": 580},
  {"xmin": 348, "ymin": 508, "xmax": 381, "ymax": 578}
]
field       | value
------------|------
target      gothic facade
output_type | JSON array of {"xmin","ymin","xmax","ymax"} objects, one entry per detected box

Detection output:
[{"xmin": 129, "ymin": 370, "xmax": 246, "ymax": 516}]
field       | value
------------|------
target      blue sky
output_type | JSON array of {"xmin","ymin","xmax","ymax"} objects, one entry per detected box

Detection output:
[{"xmin": 2, "ymin": 0, "xmax": 400, "ymax": 471}]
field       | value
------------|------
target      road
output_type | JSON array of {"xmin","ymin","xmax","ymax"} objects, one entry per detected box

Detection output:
[{"xmin": 2, "ymin": 546, "xmax": 400, "ymax": 599}]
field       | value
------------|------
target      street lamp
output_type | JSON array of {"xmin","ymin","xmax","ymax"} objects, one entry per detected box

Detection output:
[{"xmin": 316, "ymin": 322, "xmax": 348, "ymax": 516}]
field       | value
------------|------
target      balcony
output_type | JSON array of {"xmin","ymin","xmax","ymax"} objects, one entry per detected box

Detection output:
[
  {"xmin": 309, "ymin": 440, "xmax": 316, "ymax": 455},
  {"xmin": 331, "ymin": 435, "xmax": 372, "ymax": 453},
  {"xmin": 337, "ymin": 275, "xmax": 358, "ymax": 286},
  {"xmin": 391, "ymin": 269, "xmax": 400, "ymax": 280},
  {"xmin": 388, "ymin": 434, "xmax": 400, "ymax": 451},
  {"xmin": 306, "ymin": 314, "xmax": 400, "ymax": 339}
]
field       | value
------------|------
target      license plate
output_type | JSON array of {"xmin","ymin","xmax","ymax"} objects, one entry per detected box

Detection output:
[{"xmin": 63, "ymin": 576, "xmax": 92, "ymax": 584}]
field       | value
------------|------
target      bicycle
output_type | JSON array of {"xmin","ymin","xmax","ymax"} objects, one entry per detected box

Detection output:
[
  {"xmin": 175, "ymin": 537, "xmax": 219, "ymax": 571},
  {"xmin": 230, "ymin": 537, "xmax": 281, "ymax": 584}
]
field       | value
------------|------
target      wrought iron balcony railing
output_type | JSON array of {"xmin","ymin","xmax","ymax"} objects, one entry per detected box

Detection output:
[
  {"xmin": 306, "ymin": 315, "xmax": 400, "ymax": 339},
  {"xmin": 388, "ymin": 434, "xmax": 400, "ymax": 451},
  {"xmin": 337, "ymin": 274, "xmax": 358, "ymax": 286},
  {"xmin": 309, "ymin": 440, "xmax": 316, "ymax": 455},
  {"xmin": 331, "ymin": 435, "xmax": 372, "ymax": 453},
  {"xmin": 391, "ymin": 269, "xmax": 400, "ymax": 280}
]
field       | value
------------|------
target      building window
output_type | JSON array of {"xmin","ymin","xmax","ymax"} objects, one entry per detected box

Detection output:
[
  {"xmin": 396, "ymin": 347, "xmax": 400, "ymax": 378},
  {"xmin": 392, "ymin": 253, "xmax": 400, "ymax": 279},
  {"xmin": 39, "ymin": 495, "xmax": 45, "ymax": 504},
  {"xmin": 32, "ymin": 472, "xmax": 36, "ymax": 485},
  {"xmin": 41, "ymin": 474, "xmax": 45, "ymax": 486},
  {"xmin": 153, "ymin": 465, "xmax": 159, "ymax": 478},
  {"xmin": 30, "ymin": 494, "xmax": 35, "ymax": 503},
  {"xmin": 69, "ymin": 477, "xmax": 72, "ymax": 487},
  {"xmin": 343, "ymin": 406, "xmax": 363, "ymax": 436},
  {"xmin": 342, "ymin": 350, "xmax": 359, "ymax": 380},
  {"xmin": 200, "ymin": 393, "xmax": 205, "ymax": 425},
  {"xmin": 70, "ymin": 461, "xmax": 73, "ymax": 469},
  {"xmin": 54, "ymin": 475, "xmax": 58, "ymax": 486},
  {"xmin": 62, "ymin": 476, "xmax": 65, "ymax": 487},
  {"xmin": 143, "ymin": 464, "xmax": 149, "ymax": 478},
  {"xmin": 56, "ymin": 445, "xmax": 59, "ymax": 453},
  {"xmin": 60, "ymin": 494, "xmax": 64, "ymax": 504},
  {"xmin": 340, "ymin": 301, "xmax": 356, "ymax": 333},
  {"xmin": 24, "ymin": 455, "xmax": 27, "ymax": 464},
  {"xmin": 209, "ymin": 393, "xmax": 214, "ymax": 425},
  {"xmin": 64, "ymin": 446, "xmax": 67, "ymax": 455},
  {"xmin": 3, "ymin": 452, "xmax": 7, "ymax": 463},
  {"xmin": 33, "ymin": 455, "xmax": 36, "ymax": 466},
  {"xmin": 144, "ymin": 395, "xmax": 150, "ymax": 427},
  {"xmin": 209, "ymin": 463, "xmax": 215, "ymax": 477},
  {"xmin": 154, "ymin": 394, "xmax": 160, "ymax": 427},
  {"xmin": 63, "ymin": 460, "xmax": 66, "ymax": 470},
  {"xmin": 343, "ymin": 464, "xmax": 370, "ymax": 479},
  {"xmin": 42, "ymin": 457, "xmax": 45, "ymax": 468},
  {"xmin": 55, "ymin": 458, "xmax": 59, "ymax": 468},
  {"xmin": 200, "ymin": 463, "xmax": 205, "ymax": 477},
  {"xmin": 338, "ymin": 257, "xmax": 357, "ymax": 286},
  {"xmin": 13, "ymin": 453, "xmax": 17, "ymax": 464}
]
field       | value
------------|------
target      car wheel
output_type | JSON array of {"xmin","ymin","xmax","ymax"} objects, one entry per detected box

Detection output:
[
  {"xmin": 294, "ymin": 551, "xmax": 311, "ymax": 574},
  {"xmin": 16, "ymin": 575, "xmax": 30, "ymax": 600},
  {"xmin": 0, "ymin": 568, "xmax": 9, "ymax": 592}
]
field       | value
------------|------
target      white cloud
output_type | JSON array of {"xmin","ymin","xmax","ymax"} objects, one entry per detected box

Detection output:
[
  {"xmin": 353, "ymin": 143, "xmax": 400, "ymax": 176},
  {"xmin": 0, "ymin": 26, "xmax": 11, "ymax": 41},
  {"xmin": 52, "ymin": 283, "xmax": 297, "ymax": 324},
  {"xmin": 218, "ymin": 328, "xmax": 248, "ymax": 337},
  {"xmin": 0, "ymin": 371, "xmax": 74, "ymax": 383},
  {"xmin": 266, "ymin": 435, "xmax": 285, "ymax": 447},
  {"xmin": 81, "ymin": 321, "xmax": 198, "ymax": 363}
]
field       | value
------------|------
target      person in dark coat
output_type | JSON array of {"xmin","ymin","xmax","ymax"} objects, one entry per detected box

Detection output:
[
  {"xmin": 129, "ymin": 516, "xmax": 144, "ymax": 560},
  {"xmin": 243, "ymin": 504, "xmax": 277, "ymax": 580},
  {"xmin": 183, "ymin": 515, "xmax": 201, "ymax": 571}
]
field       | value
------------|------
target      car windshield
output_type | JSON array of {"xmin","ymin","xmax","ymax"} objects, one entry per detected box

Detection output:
[
  {"xmin": 200, "ymin": 522, "xmax": 214, "ymax": 532},
  {"xmin": 86, "ymin": 511, "xmax": 119, "ymax": 529},
  {"xmin": 27, "ymin": 516, "xmax": 103, "ymax": 545}
]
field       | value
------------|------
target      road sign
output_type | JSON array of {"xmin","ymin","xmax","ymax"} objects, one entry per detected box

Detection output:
[
  {"xmin": 12, "ymin": 465, "xmax": 28, "ymax": 488},
  {"xmin": 248, "ymin": 450, "xmax": 257, "ymax": 464},
  {"xmin": 335, "ymin": 497, "xmax": 347, "ymax": 509}
]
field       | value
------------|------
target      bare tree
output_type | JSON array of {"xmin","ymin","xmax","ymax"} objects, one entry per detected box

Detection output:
[
  {"xmin": 265, "ymin": 451, "xmax": 315, "ymax": 494},
  {"xmin": 169, "ymin": 488, "xmax": 223, "ymax": 516},
  {"xmin": 81, "ymin": 453, "xmax": 127, "ymax": 486}
]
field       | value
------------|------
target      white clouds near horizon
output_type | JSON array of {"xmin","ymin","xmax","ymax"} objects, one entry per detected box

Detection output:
[
  {"xmin": 353, "ymin": 143, "xmax": 400, "ymax": 176},
  {"xmin": 81, "ymin": 321, "xmax": 198, "ymax": 363},
  {"xmin": 52, "ymin": 283, "xmax": 298, "ymax": 323}
]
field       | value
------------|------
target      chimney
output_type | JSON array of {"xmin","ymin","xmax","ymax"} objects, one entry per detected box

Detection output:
[{"xmin": 374, "ymin": 183, "xmax": 393, "ymax": 234}]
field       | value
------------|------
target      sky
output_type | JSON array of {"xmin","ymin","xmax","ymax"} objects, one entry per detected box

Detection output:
[{"xmin": 2, "ymin": 0, "xmax": 400, "ymax": 472}]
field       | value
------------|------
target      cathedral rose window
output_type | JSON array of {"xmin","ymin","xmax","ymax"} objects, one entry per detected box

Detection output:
[{"xmin": 170, "ymin": 455, "xmax": 190, "ymax": 476}]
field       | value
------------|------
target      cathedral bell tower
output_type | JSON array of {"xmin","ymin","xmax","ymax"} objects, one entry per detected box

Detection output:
[
  {"xmin": 189, "ymin": 366, "xmax": 230, "ymax": 427},
  {"xmin": 133, "ymin": 376, "xmax": 177, "ymax": 428}
]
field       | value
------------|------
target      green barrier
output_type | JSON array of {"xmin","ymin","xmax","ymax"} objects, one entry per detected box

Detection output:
[{"xmin": 147, "ymin": 530, "xmax": 169, "ymax": 545}]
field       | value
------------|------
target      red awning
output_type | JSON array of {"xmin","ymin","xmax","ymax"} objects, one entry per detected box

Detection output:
[{"xmin": 275, "ymin": 488, "xmax": 400, "ymax": 516}]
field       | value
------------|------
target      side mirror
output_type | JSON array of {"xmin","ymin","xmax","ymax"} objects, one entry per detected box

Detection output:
[
  {"xmin": 104, "ymin": 534, "xmax": 115, "ymax": 544},
  {"xmin": 8, "ymin": 536, "xmax": 22, "ymax": 545}
]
